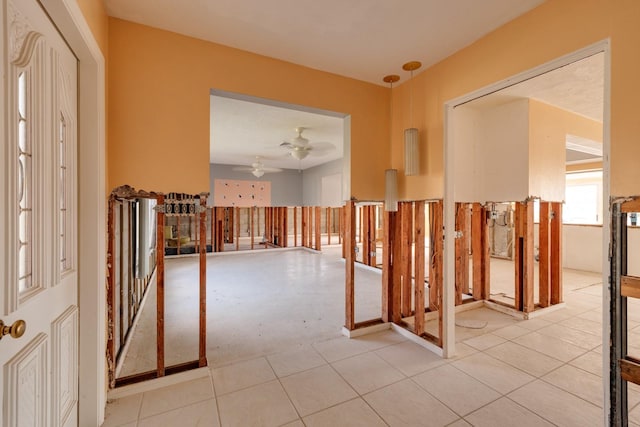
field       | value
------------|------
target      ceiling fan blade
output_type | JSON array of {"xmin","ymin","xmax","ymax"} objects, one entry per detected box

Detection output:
[
  {"xmin": 246, "ymin": 154, "xmax": 280, "ymax": 161},
  {"xmin": 261, "ymin": 167, "xmax": 283, "ymax": 173},
  {"xmin": 232, "ymin": 166, "xmax": 254, "ymax": 172},
  {"xmin": 308, "ymin": 150, "xmax": 330, "ymax": 157},
  {"xmin": 308, "ymin": 142, "xmax": 336, "ymax": 151},
  {"xmin": 265, "ymin": 145, "xmax": 292, "ymax": 156},
  {"xmin": 280, "ymin": 142, "xmax": 293, "ymax": 148}
]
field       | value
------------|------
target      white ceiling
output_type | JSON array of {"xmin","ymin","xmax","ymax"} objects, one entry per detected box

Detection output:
[
  {"xmin": 105, "ymin": 0, "xmax": 546, "ymax": 86},
  {"xmin": 210, "ymin": 93, "xmax": 344, "ymax": 170},
  {"xmin": 465, "ymin": 53, "xmax": 604, "ymax": 122}
]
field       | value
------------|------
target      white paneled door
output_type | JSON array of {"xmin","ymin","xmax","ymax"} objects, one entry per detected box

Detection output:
[{"xmin": 1, "ymin": 0, "xmax": 79, "ymax": 426}]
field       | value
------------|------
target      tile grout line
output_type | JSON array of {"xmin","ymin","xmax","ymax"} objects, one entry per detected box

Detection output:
[
  {"xmin": 537, "ymin": 374, "xmax": 604, "ymax": 409},
  {"xmin": 450, "ymin": 351, "xmax": 540, "ymax": 397},
  {"xmin": 410, "ymin": 362, "xmax": 513, "ymax": 419},
  {"xmin": 405, "ymin": 374, "xmax": 472, "ymax": 420},
  {"xmin": 300, "ymin": 332, "xmax": 424, "ymax": 424},
  {"xmin": 136, "ymin": 395, "xmax": 215, "ymax": 423},
  {"xmin": 263, "ymin": 353, "xmax": 306, "ymax": 426},
  {"xmin": 134, "ymin": 378, "xmax": 217, "ymax": 423},
  {"xmin": 318, "ymin": 342, "xmax": 399, "ymax": 425},
  {"xmin": 135, "ymin": 391, "xmax": 144, "ymax": 423},
  {"xmin": 501, "ymin": 394, "xmax": 563, "ymax": 427},
  {"xmin": 207, "ymin": 367, "xmax": 223, "ymax": 427},
  {"xmin": 477, "ymin": 340, "xmax": 571, "ymax": 379},
  {"xmin": 461, "ymin": 308, "xmax": 605, "ymax": 422}
]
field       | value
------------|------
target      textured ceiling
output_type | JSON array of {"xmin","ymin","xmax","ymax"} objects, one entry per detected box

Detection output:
[
  {"xmin": 466, "ymin": 53, "xmax": 604, "ymax": 122},
  {"xmin": 105, "ymin": 0, "xmax": 545, "ymax": 86},
  {"xmin": 210, "ymin": 93, "xmax": 344, "ymax": 170}
]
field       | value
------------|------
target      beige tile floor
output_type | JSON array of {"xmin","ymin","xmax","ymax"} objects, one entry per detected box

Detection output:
[
  {"xmin": 118, "ymin": 246, "xmax": 384, "ymax": 376},
  {"xmin": 102, "ymin": 318, "xmax": 611, "ymax": 427},
  {"xmin": 104, "ymin": 249, "xmax": 638, "ymax": 426}
]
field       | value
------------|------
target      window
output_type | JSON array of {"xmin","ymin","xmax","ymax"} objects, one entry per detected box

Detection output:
[
  {"xmin": 564, "ymin": 171, "xmax": 602, "ymax": 225},
  {"xmin": 18, "ymin": 70, "xmax": 33, "ymax": 293}
]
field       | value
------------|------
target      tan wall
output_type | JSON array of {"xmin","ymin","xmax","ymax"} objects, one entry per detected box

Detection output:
[
  {"xmin": 76, "ymin": 0, "xmax": 108, "ymax": 55},
  {"xmin": 609, "ymin": 0, "xmax": 640, "ymax": 196},
  {"xmin": 478, "ymin": 99, "xmax": 530, "ymax": 203},
  {"xmin": 394, "ymin": 0, "xmax": 639, "ymax": 199},
  {"xmin": 528, "ymin": 99, "xmax": 602, "ymax": 201},
  {"xmin": 108, "ymin": 0, "xmax": 640, "ymax": 199},
  {"xmin": 528, "ymin": 100, "xmax": 564, "ymax": 201},
  {"xmin": 108, "ymin": 18, "xmax": 389, "ymax": 197},
  {"xmin": 452, "ymin": 98, "xmax": 602, "ymax": 203},
  {"xmin": 566, "ymin": 161, "xmax": 603, "ymax": 172},
  {"xmin": 76, "ymin": 0, "xmax": 109, "ymax": 193}
]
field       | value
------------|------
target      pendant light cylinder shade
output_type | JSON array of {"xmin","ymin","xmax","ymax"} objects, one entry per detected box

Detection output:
[
  {"xmin": 404, "ymin": 127, "xmax": 419, "ymax": 176},
  {"xmin": 402, "ymin": 61, "xmax": 422, "ymax": 177},
  {"xmin": 384, "ymin": 169, "xmax": 398, "ymax": 212}
]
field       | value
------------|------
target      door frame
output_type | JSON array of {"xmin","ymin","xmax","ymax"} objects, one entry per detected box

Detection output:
[
  {"xmin": 38, "ymin": 0, "xmax": 106, "ymax": 424},
  {"xmin": 443, "ymin": 40, "xmax": 611, "ymax": 423}
]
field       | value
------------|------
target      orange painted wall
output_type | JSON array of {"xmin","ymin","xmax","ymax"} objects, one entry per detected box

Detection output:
[
  {"xmin": 609, "ymin": 0, "xmax": 640, "ymax": 196},
  {"xmin": 108, "ymin": 0, "xmax": 640, "ymax": 199},
  {"xmin": 108, "ymin": 18, "xmax": 389, "ymax": 197},
  {"xmin": 567, "ymin": 161, "xmax": 603, "ymax": 172},
  {"xmin": 393, "ymin": 0, "xmax": 639, "ymax": 199},
  {"xmin": 76, "ymin": 0, "xmax": 108, "ymax": 55}
]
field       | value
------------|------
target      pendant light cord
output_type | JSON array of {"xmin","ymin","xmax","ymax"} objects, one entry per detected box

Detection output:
[
  {"xmin": 402, "ymin": 61, "xmax": 421, "ymax": 129},
  {"xmin": 410, "ymin": 69, "xmax": 414, "ymax": 128},
  {"xmin": 390, "ymin": 79, "xmax": 394, "ymax": 159},
  {"xmin": 383, "ymin": 74, "xmax": 400, "ymax": 160}
]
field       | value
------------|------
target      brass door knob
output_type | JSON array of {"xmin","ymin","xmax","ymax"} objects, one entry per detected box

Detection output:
[{"xmin": 0, "ymin": 319, "xmax": 26, "ymax": 340}]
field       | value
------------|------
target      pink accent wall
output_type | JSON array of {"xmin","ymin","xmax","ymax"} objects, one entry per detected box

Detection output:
[{"xmin": 213, "ymin": 179, "xmax": 271, "ymax": 207}]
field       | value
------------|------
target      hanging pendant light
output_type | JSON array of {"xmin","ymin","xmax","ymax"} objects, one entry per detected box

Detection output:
[
  {"xmin": 403, "ymin": 61, "xmax": 421, "ymax": 176},
  {"xmin": 384, "ymin": 169, "xmax": 398, "ymax": 212},
  {"xmin": 383, "ymin": 74, "xmax": 400, "ymax": 212}
]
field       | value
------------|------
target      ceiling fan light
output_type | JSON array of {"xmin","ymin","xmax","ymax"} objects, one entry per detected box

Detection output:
[
  {"xmin": 291, "ymin": 149, "xmax": 309, "ymax": 160},
  {"xmin": 252, "ymin": 169, "xmax": 264, "ymax": 178}
]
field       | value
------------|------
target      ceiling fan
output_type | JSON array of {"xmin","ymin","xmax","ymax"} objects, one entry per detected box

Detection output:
[
  {"xmin": 232, "ymin": 157, "xmax": 282, "ymax": 178},
  {"xmin": 280, "ymin": 127, "xmax": 335, "ymax": 160}
]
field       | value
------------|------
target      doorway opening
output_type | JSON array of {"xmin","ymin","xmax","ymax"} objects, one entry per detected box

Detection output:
[{"xmin": 444, "ymin": 42, "xmax": 609, "ymax": 367}]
